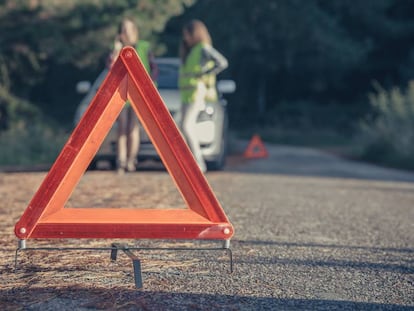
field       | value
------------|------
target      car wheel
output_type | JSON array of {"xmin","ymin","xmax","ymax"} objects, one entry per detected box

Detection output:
[
  {"xmin": 109, "ymin": 158, "xmax": 117, "ymax": 170},
  {"xmin": 87, "ymin": 159, "xmax": 97, "ymax": 170}
]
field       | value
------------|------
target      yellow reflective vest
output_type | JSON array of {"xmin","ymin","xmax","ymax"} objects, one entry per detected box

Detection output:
[
  {"xmin": 125, "ymin": 40, "xmax": 153, "ymax": 107},
  {"xmin": 136, "ymin": 40, "xmax": 151, "ymax": 73},
  {"xmin": 179, "ymin": 43, "xmax": 217, "ymax": 104}
]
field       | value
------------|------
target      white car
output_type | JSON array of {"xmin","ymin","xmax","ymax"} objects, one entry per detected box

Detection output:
[{"xmin": 74, "ymin": 58, "xmax": 236, "ymax": 170}]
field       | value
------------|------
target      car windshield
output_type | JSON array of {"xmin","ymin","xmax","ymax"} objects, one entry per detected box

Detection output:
[{"xmin": 156, "ymin": 63, "xmax": 178, "ymax": 89}]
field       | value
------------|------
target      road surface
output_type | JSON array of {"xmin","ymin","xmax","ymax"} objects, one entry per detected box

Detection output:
[{"xmin": 0, "ymin": 141, "xmax": 413, "ymax": 310}]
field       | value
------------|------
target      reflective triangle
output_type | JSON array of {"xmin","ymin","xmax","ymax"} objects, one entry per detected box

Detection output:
[
  {"xmin": 243, "ymin": 135, "xmax": 269, "ymax": 159},
  {"xmin": 14, "ymin": 47, "xmax": 234, "ymax": 240}
]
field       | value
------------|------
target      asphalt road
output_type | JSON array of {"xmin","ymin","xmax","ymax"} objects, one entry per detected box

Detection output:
[{"xmin": 0, "ymin": 141, "xmax": 413, "ymax": 310}]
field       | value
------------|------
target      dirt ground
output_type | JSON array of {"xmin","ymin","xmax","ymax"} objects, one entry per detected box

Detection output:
[{"xmin": 1, "ymin": 169, "xmax": 237, "ymax": 310}]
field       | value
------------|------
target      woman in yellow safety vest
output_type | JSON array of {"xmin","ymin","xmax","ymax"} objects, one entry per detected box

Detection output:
[
  {"xmin": 110, "ymin": 17, "xmax": 158, "ymax": 174},
  {"xmin": 179, "ymin": 19, "xmax": 228, "ymax": 172}
]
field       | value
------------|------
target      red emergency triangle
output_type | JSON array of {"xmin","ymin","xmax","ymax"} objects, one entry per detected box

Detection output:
[
  {"xmin": 243, "ymin": 135, "xmax": 269, "ymax": 159},
  {"xmin": 14, "ymin": 47, "xmax": 234, "ymax": 241}
]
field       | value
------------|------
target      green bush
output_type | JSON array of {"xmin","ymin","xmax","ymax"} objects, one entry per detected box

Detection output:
[
  {"xmin": 357, "ymin": 80, "xmax": 414, "ymax": 169},
  {"xmin": 0, "ymin": 123, "xmax": 68, "ymax": 166}
]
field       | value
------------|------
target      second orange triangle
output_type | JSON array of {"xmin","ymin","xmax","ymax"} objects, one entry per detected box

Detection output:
[{"xmin": 243, "ymin": 135, "xmax": 269, "ymax": 159}]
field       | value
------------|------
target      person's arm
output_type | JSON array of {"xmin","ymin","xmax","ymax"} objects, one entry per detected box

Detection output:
[
  {"xmin": 200, "ymin": 45, "xmax": 228, "ymax": 76},
  {"xmin": 108, "ymin": 38, "xmax": 123, "ymax": 68}
]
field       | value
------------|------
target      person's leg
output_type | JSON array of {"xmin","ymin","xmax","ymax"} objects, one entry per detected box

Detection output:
[
  {"xmin": 181, "ymin": 94, "xmax": 207, "ymax": 173},
  {"xmin": 117, "ymin": 108, "xmax": 128, "ymax": 173},
  {"xmin": 126, "ymin": 106, "xmax": 140, "ymax": 172}
]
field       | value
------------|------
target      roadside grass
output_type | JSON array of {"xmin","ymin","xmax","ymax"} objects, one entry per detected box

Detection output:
[
  {"xmin": 355, "ymin": 80, "xmax": 414, "ymax": 171},
  {"xmin": 0, "ymin": 124, "xmax": 68, "ymax": 167}
]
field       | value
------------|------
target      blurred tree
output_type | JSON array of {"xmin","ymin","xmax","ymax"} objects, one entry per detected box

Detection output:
[
  {"xmin": 2, "ymin": 0, "xmax": 414, "ymax": 131},
  {"xmin": 162, "ymin": 0, "xmax": 414, "ymax": 128},
  {"xmin": 0, "ymin": 0, "xmax": 194, "ymax": 129}
]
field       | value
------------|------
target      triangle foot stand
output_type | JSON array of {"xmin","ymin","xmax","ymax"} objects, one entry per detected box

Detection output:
[{"xmin": 14, "ymin": 239, "xmax": 233, "ymax": 289}]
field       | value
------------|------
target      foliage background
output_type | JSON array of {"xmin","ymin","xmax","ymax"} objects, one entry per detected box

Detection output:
[
  {"xmin": 1, "ymin": 0, "xmax": 414, "ymax": 167},
  {"xmin": 0, "ymin": 0, "xmax": 194, "ymax": 129},
  {"xmin": 162, "ymin": 0, "xmax": 414, "ymax": 130}
]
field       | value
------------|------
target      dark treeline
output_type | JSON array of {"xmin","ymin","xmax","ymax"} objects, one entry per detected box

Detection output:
[
  {"xmin": 161, "ymin": 0, "xmax": 414, "ymax": 131},
  {"xmin": 1, "ymin": 0, "xmax": 413, "ymax": 132}
]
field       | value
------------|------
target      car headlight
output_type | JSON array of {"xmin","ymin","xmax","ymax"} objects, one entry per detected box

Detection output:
[{"xmin": 205, "ymin": 106, "xmax": 214, "ymax": 115}]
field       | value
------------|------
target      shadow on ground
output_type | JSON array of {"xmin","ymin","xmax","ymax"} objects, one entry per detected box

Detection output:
[{"xmin": 0, "ymin": 287, "xmax": 411, "ymax": 311}]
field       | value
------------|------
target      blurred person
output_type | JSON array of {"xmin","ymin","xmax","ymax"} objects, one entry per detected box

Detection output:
[
  {"xmin": 179, "ymin": 19, "xmax": 228, "ymax": 172},
  {"xmin": 109, "ymin": 17, "xmax": 158, "ymax": 174}
]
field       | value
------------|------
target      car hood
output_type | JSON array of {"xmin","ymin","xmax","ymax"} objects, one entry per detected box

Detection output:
[{"xmin": 158, "ymin": 89, "xmax": 181, "ymax": 113}]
